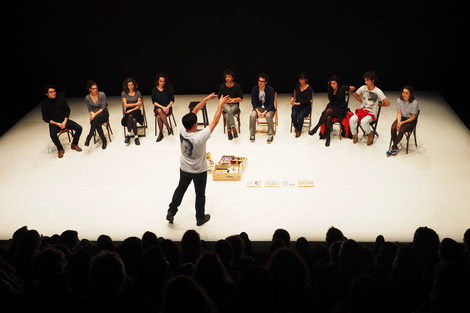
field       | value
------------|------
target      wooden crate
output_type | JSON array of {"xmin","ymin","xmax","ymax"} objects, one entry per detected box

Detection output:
[{"xmin": 212, "ymin": 156, "xmax": 247, "ymax": 181}]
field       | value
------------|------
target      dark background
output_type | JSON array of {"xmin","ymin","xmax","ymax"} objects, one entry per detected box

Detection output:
[{"xmin": 5, "ymin": 1, "xmax": 467, "ymax": 137}]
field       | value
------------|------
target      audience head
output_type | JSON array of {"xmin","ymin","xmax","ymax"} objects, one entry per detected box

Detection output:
[
  {"xmin": 272, "ymin": 228, "xmax": 290, "ymax": 248},
  {"xmin": 88, "ymin": 251, "xmax": 126, "ymax": 295},
  {"xmin": 60, "ymin": 230, "xmax": 79, "ymax": 251},
  {"xmin": 142, "ymin": 231, "xmax": 159, "ymax": 250},
  {"xmin": 413, "ymin": 226, "xmax": 440, "ymax": 265},
  {"xmin": 438, "ymin": 237, "xmax": 462, "ymax": 263},
  {"xmin": 33, "ymin": 247, "xmax": 67, "ymax": 287},
  {"xmin": 97, "ymin": 234, "xmax": 116, "ymax": 252},
  {"xmin": 326, "ymin": 226, "xmax": 345, "ymax": 247},
  {"xmin": 161, "ymin": 275, "xmax": 216, "ymax": 313}
]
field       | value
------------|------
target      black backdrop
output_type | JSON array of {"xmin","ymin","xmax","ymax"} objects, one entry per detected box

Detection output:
[{"xmin": 5, "ymin": 1, "xmax": 466, "ymax": 136}]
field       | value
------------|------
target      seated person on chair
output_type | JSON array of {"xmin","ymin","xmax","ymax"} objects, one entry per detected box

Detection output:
[
  {"xmin": 84, "ymin": 81, "xmax": 109, "ymax": 149},
  {"xmin": 350, "ymin": 71, "xmax": 390, "ymax": 145},
  {"xmin": 152, "ymin": 73, "xmax": 175, "ymax": 142},
  {"xmin": 121, "ymin": 77, "xmax": 143, "ymax": 146},
  {"xmin": 309, "ymin": 75, "xmax": 354, "ymax": 146},
  {"xmin": 218, "ymin": 69, "xmax": 243, "ymax": 140},
  {"xmin": 249, "ymin": 73, "xmax": 275, "ymax": 144},
  {"xmin": 386, "ymin": 85, "xmax": 419, "ymax": 156},
  {"xmin": 41, "ymin": 85, "xmax": 83, "ymax": 158},
  {"xmin": 291, "ymin": 72, "xmax": 313, "ymax": 138}
]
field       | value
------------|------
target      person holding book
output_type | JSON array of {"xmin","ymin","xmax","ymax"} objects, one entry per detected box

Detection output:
[
  {"xmin": 386, "ymin": 85, "xmax": 419, "ymax": 156},
  {"xmin": 350, "ymin": 71, "xmax": 390, "ymax": 145},
  {"xmin": 218, "ymin": 69, "xmax": 243, "ymax": 140},
  {"xmin": 166, "ymin": 93, "xmax": 230, "ymax": 226}
]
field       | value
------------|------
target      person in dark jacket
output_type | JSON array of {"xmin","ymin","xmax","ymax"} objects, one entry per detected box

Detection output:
[{"xmin": 40, "ymin": 85, "xmax": 83, "ymax": 158}]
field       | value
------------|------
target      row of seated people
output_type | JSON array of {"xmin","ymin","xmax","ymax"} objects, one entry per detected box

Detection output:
[
  {"xmin": 1, "ymin": 225, "xmax": 468, "ymax": 313},
  {"xmin": 42, "ymin": 70, "xmax": 417, "ymax": 157}
]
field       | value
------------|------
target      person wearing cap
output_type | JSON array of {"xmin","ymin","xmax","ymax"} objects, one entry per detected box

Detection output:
[{"xmin": 41, "ymin": 85, "xmax": 83, "ymax": 158}]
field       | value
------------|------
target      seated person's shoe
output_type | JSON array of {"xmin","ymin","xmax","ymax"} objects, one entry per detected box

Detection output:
[
  {"xmin": 196, "ymin": 214, "xmax": 210, "ymax": 226},
  {"xmin": 250, "ymin": 135, "xmax": 255, "ymax": 142},
  {"xmin": 71, "ymin": 144, "xmax": 82, "ymax": 152},
  {"xmin": 353, "ymin": 133, "xmax": 358, "ymax": 144},
  {"xmin": 102, "ymin": 141, "xmax": 107, "ymax": 150},
  {"xmin": 386, "ymin": 147, "xmax": 399, "ymax": 156},
  {"xmin": 227, "ymin": 130, "xmax": 233, "ymax": 140},
  {"xmin": 156, "ymin": 133, "xmax": 164, "ymax": 142},
  {"xmin": 232, "ymin": 127, "xmax": 238, "ymax": 138},
  {"xmin": 135, "ymin": 137, "xmax": 140, "ymax": 145},
  {"xmin": 125, "ymin": 135, "xmax": 130, "ymax": 144},
  {"xmin": 84, "ymin": 136, "xmax": 91, "ymax": 146},
  {"xmin": 367, "ymin": 131, "xmax": 374, "ymax": 145},
  {"xmin": 58, "ymin": 150, "xmax": 65, "ymax": 158},
  {"xmin": 308, "ymin": 126, "xmax": 318, "ymax": 136},
  {"xmin": 267, "ymin": 136, "xmax": 273, "ymax": 144}
]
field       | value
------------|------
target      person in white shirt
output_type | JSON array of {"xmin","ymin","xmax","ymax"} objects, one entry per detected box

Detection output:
[
  {"xmin": 166, "ymin": 93, "xmax": 230, "ymax": 226},
  {"xmin": 350, "ymin": 71, "xmax": 390, "ymax": 145}
]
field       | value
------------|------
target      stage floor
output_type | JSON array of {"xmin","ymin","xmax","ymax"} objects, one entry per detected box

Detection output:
[{"xmin": 1, "ymin": 91, "xmax": 469, "ymax": 244}]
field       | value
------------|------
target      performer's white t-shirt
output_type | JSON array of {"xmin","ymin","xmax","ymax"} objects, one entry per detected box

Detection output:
[{"xmin": 179, "ymin": 127, "xmax": 211, "ymax": 173}]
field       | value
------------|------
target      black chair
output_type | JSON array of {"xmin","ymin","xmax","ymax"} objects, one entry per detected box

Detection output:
[
  {"xmin": 189, "ymin": 101, "xmax": 209, "ymax": 129},
  {"xmin": 122, "ymin": 100, "xmax": 148, "ymax": 138}
]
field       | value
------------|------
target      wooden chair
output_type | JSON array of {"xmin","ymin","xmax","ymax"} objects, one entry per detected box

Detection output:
[
  {"xmin": 58, "ymin": 128, "xmax": 74, "ymax": 142},
  {"xmin": 256, "ymin": 92, "xmax": 278, "ymax": 134},
  {"xmin": 389, "ymin": 110, "xmax": 419, "ymax": 154},
  {"xmin": 122, "ymin": 100, "xmax": 148, "ymax": 138},
  {"xmin": 290, "ymin": 91, "xmax": 313, "ymax": 133},
  {"xmin": 223, "ymin": 108, "xmax": 241, "ymax": 134},
  {"xmin": 93, "ymin": 119, "xmax": 113, "ymax": 143}
]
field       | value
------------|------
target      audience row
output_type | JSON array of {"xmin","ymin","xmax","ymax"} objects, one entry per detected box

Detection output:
[{"xmin": 1, "ymin": 225, "xmax": 469, "ymax": 313}]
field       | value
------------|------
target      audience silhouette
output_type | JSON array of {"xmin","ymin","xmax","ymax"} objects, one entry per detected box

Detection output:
[{"xmin": 0, "ymin": 226, "xmax": 468, "ymax": 313}]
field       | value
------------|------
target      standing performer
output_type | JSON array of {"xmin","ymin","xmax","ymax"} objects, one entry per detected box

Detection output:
[{"xmin": 166, "ymin": 93, "xmax": 230, "ymax": 226}]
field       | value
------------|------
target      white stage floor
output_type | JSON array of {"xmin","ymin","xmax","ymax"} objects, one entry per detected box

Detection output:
[{"xmin": 1, "ymin": 91, "xmax": 469, "ymax": 244}]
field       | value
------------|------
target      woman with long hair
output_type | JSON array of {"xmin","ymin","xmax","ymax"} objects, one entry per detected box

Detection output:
[
  {"xmin": 308, "ymin": 75, "xmax": 355, "ymax": 146},
  {"xmin": 151, "ymin": 73, "xmax": 175, "ymax": 142}
]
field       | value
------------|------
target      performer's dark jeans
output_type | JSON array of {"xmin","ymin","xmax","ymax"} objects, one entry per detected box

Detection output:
[
  {"xmin": 49, "ymin": 119, "xmax": 82, "ymax": 151},
  {"xmin": 168, "ymin": 169, "xmax": 207, "ymax": 222}
]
